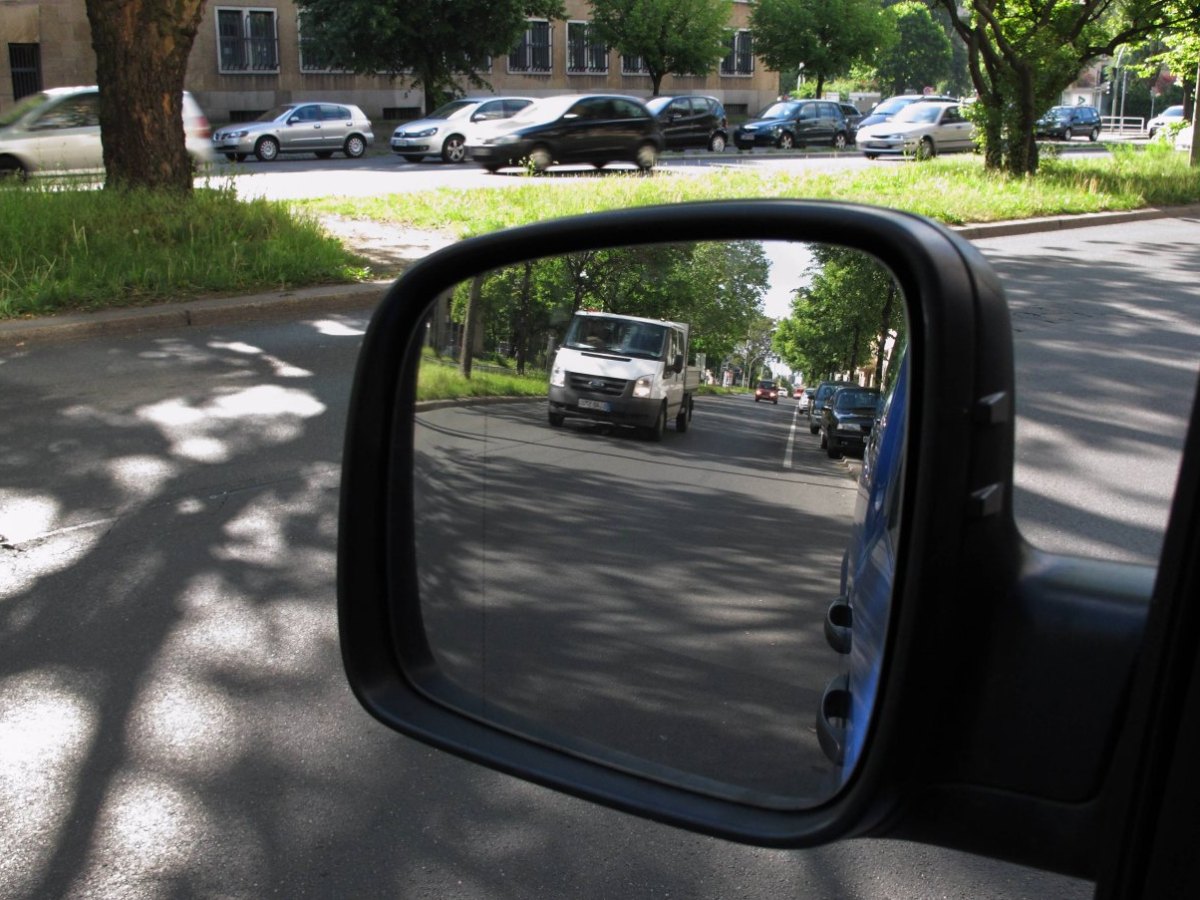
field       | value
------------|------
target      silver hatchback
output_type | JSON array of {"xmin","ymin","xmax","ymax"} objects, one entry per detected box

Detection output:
[{"xmin": 212, "ymin": 102, "xmax": 374, "ymax": 162}]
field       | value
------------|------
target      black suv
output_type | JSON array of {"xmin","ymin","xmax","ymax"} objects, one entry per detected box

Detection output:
[
  {"xmin": 1035, "ymin": 105, "xmax": 1102, "ymax": 141},
  {"xmin": 644, "ymin": 95, "xmax": 728, "ymax": 152},
  {"xmin": 734, "ymin": 100, "xmax": 852, "ymax": 151},
  {"xmin": 820, "ymin": 386, "xmax": 882, "ymax": 458}
]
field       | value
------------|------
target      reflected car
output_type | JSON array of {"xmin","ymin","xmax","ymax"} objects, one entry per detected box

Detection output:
[
  {"xmin": 0, "ymin": 85, "xmax": 213, "ymax": 177},
  {"xmin": 799, "ymin": 387, "xmax": 814, "ymax": 412},
  {"xmin": 644, "ymin": 95, "xmax": 729, "ymax": 152},
  {"xmin": 820, "ymin": 386, "xmax": 882, "ymax": 459},
  {"xmin": 754, "ymin": 380, "xmax": 779, "ymax": 403},
  {"xmin": 855, "ymin": 93, "xmax": 957, "ymax": 130},
  {"xmin": 466, "ymin": 94, "xmax": 664, "ymax": 174},
  {"xmin": 212, "ymin": 102, "xmax": 373, "ymax": 162},
  {"xmin": 733, "ymin": 99, "xmax": 853, "ymax": 151},
  {"xmin": 857, "ymin": 101, "xmax": 975, "ymax": 160},
  {"xmin": 808, "ymin": 380, "xmax": 842, "ymax": 433},
  {"xmin": 1148, "ymin": 104, "xmax": 1186, "ymax": 139},
  {"xmin": 391, "ymin": 97, "xmax": 533, "ymax": 163},
  {"xmin": 1035, "ymin": 105, "xmax": 1101, "ymax": 141},
  {"xmin": 793, "ymin": 385, "xmax": 805, "ymax": 399}
]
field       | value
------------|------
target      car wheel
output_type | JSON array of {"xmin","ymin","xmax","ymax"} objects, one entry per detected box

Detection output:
[
  {"xmin": 1089, "ymin": 126, "xmax": 1100, "ymax": 142},
  {"xmin": 592, "ymin": 161, "xmax": 607, "ymax": 169},
  {"xmin": 827, "ymin": 438, "xmax": 843, "ymax": 459},
  {"xmin": 1148, "ymin": 127, "xmax": 1158, "ymax": 139},
  {"xmin": 315, "ymin": 151, "xmax": 334, "ymax": 159},
  {"xmin": 0, "ymin": 155, "xmax": 29, "ymax": 180},
  {"xmin": 832, "ymin": 131, "xmax": 848, "ymax": 151},
  {"xmin": 442, "ymin": 135, "xmax": 467, "ymax": 163},
  {"xmin": 915, "ymin": 136, "xmax": 936, "ymax": 160},
  {"xmin": 254, "ymin": 136, "xmax": 280, "ymax": 162},
  {"xmin": 777, "ymin": 132, "xmax": 795, "ymax": 150},
  {"xmin": 864, "ymin": 153, "xmax": 878, "ymax": 160},
  {"xmin": 344, "ymin": 135, "xmax": 367, "ymax": 158},
  {"xmin": 635, "ymin": 142, "xmax": 658, "ymax": 171},
  {"xmin": 483, "ymin": 165, "xmax": 501, "ymax": 174},
  {"xmin": 528, "ymin": 146, "xmax": 553, "ymax": 173},
  {"xmin": 709, "ymin": 132, "xmax": 727, "ymax": 152},
  {"xmin": 819, "ymin": 429, "xmax": 827, "ymax": 448},
  {"xmin": 401, "ymin": 154, "xmax": 425, "ymax": 163},
  {"xmin": 810, "ymin": 422, "xmax": 819, "ymax": 435},
  {"xmin": 548, "ymin": 411, "xmax": 565, "ymax": 427},
  {"xmin": 754, "ymin": 397, "xmax": 760, "ymax": 403},
  {"xmin": 644, "ymin": 404, "xmax": 666, "ymax": 442}
]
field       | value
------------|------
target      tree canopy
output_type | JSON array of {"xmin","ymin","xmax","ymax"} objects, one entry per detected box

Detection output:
[
  {"xmin": 294, "ymin": 0, "xmax": 564, "ymax": 113},
  {"xmin": 589, "ymin": 0, "xmax": 733, "ymax": 96},
  {"xmin": 876, "ymin": 2, "xmax": 954, "ymax": 96},
  {"xmin": 751, "ymin": 0, "xmax": 890, "ymax": 99}
]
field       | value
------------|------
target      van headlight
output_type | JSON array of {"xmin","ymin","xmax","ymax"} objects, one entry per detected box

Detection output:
[
  {"xmin": 633, "ymin": 376, "xmax": 653, "ymax": 398},
  {"xmin": 550, "ymin": 366, "xmax": 565, "ymax": 388}
]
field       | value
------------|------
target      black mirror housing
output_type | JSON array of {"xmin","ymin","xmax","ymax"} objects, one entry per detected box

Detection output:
[{"xmin": 338, "ymin": 200, "xmax": 1148, "ymax": 874}]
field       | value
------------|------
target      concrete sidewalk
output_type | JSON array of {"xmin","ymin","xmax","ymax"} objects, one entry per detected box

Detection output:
[{"xmin": 3, "ymin": 203, "xmax": 1198, "ymax": 347}]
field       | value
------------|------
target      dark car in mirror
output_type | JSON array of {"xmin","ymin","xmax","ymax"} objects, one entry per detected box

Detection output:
[{"xmin": 820, "ymin": 386, "xmax": 882, "ymax": 458}]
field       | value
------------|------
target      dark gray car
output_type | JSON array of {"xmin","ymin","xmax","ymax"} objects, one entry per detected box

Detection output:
[{"xmin": 733, "ymin": 100, "xmax": 851, "ymax": 151}]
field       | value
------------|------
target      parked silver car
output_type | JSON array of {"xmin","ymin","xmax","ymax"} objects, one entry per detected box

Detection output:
[
  {"xmin": 212, "ymin": 102, "xmax": 373, "ymax": 162},
  {"xmin": 857, "ymin": 101, "xmax": 975, "ymax": 160},
  {"xmin": 391, "ymin": 97, "xmax": 533, "ymax": 163},
  {"xmin": 0, "ymin": 85, "xmax": 213, "ymax": 177}
]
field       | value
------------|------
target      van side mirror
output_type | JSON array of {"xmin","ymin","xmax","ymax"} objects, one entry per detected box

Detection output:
[{"xmin": 338, "ymin": 200, "xmax": 1150, "ymax": 877}]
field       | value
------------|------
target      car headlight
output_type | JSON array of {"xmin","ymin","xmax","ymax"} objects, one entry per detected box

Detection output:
[
  {"xmin": 550, "ymin": 365, "xmax": 565, "ymax": 388},
  {"xmin": 410, "ymin": 127, "xmax": 438, "ymax": 138},
  {"xmin": 633, "ymin": 376, "xmax": 654, "ymax": 398},
  {"xmin": 222, "ymin": 130, "xmax": 249, "ymax": 139}
]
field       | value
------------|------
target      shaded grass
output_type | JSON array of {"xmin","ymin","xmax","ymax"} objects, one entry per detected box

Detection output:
[
  {"xmin": 302, "ymin": 142, "xmax": 1200, "ymax": 236},
  {"xmin": 418, "ymin": 356, "xmax": 548, "ymax": 401},
  {"xmin": 0, "ymin": 181, "xmax": 366, "ymax": 319}
]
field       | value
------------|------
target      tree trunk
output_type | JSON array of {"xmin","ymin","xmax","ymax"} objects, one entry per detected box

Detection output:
[
  {"xmin": 84, "ymin": 0, "xmax": 206, "ymax": 194},
  {"xmin": 874, "ymin": 283, "xmax": 896, "ymax": 389},
  {"xmin": 460, "ymin": 275, "xmax": 484, "ymax": 379},
  {"xmin": 650, "ymin": 70, "xmax": 665, "ymax": 97}
]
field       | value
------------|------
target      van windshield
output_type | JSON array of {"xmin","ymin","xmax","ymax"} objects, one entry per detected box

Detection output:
[{"xmin": 564, "ymin": 316, "xmax": 667, "ymax": 359}]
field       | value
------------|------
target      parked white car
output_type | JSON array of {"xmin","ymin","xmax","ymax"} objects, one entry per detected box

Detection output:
[
  {"xmin": 857, "ymin": 101, "xmax": 975, "ymax": 160},
  {"xmin": 1148, "ymin": 104, "xmax": 1186, "ymax": 139},
  {"xmin": 0, "ymin": 86, "xmax": 213, "ymax": 177}
]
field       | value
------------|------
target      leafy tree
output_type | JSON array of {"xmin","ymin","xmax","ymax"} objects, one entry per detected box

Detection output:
[
  {"xmin": 1133, "ymin": 29, "xmax": 1200, "ymax": 163},
  {"xmin": 295, "ymin": 0, "xmax": 564, "ymax": 114},
  {"xmin": 773, "ymin": 246, "xmax": 904, "ymax": 386},
  {"xmin": 876, "ymin": 2, "xmax": 953, "ymax": 96},
  {"xmin": 589, "ymin": 0, "xmax": 733, "ymax": 96},
  {"xmin": 83, "ymin": 0, "xmax": 206, "ymax": 193},
  {"xmin": 731, "ymin": 315, "xmax": 779, "ymax": 385},
  {"xmin": 931, "ymin": 0, "xmax": 1200, "ymax": 175},
  {"xmin": 751, "ymin": 0, "xmax": 890, "ymax": 99}
]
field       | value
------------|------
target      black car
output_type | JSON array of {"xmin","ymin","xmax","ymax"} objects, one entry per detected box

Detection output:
[
  {"xmin": 733, "ymin": 99, "xmax": 852, "ymax": 151},
  {"xmin": 1035, "ymin": 105, "xmax": 1102, "ymax": 141},
  {"xmin": 753, "ymin": 379, "xmax": 779, "ymax": 403},
  {"xmin": 839, "ymin": 103, "xmax": 864, "ymax": 142},
  {"xmin": 644, "ymin": 95, "xmax": 728, "ymax": 152},
  {"xmin": 807, "ymin": 380, "xmax": 843, "ymax": 433},
  {"xmin": 465, "ymin": 94, "xmax": 664, "ymax": 174},
  {"xmin": 820, "ymin": 385, "xmax": 882, "ymax": 458}
]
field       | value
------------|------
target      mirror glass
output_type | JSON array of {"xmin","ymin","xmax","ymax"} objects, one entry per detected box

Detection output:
[{"xmin": 410, "ymin": 239, "xmax": 907, "ymax": 809}]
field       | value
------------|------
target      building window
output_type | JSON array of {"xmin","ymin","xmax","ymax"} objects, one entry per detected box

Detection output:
[
  {"xmin": 567, "ymin": 22, "xmax": 607, "ymax": 74},
  {"xmin": 8, "ymin": 43, "xmax": 42, "ymax": 100},
  {"xmin": 720, "ymin": 30, "xmax": 753, "ymax": 76},
  {"xmin": 217, "ymin": 8, "xmax": 279, "ymax": 74},
  {"xmin": 621, "ymin": 54, "xmax": 649, "ymax": 75},
  {"xmin": 509, "ymin": 20, "xmax": 551, "ymax": 73}
]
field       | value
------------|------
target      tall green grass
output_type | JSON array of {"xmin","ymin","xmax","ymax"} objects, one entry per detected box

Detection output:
[
  {"xmin": 302, "ymin": 142, "xmax": 1200, "ymax": 235},
  {"xmin": 0, "ymin": 182, "xmax": 366, "ymax": 319},
  {"xmin": 418, "ymin": 355, "xmax": 548, "ymax": 401}
]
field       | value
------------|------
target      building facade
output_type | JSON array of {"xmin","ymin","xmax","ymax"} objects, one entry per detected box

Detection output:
[{"xmin": 2, "ymin": 0, "xmax": 778, "ymax": 124}]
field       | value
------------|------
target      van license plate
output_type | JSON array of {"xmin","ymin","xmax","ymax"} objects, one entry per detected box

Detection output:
[{"xmin": 578, "ymin": 398, "xmax": 610, "ymax": 412}]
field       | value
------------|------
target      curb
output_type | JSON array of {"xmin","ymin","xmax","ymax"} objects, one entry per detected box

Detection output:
[{"xmin": 4, "ymin": 204, "xmax": 1199, "ymax": 347}]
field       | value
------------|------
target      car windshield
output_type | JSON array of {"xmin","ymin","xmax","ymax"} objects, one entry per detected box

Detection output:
[
  {"xmin": 756, "ymin": 102, "xmax": 798, "ymax": 119},
  {"xmin": 894, "ymin": 103, "xmax": 945, "ymax": 124},
  {"xmin": 758, "ymin": 381, "xmax": 776, "ymax": 389},
  {"xmin": 0, "ymin": 91, "xmax": 51, "ymax": 128},
  {"xmin": 425, "ymin": 100, "xmax": 477, "ymax": 120},
  {"xmin": 1160, "ymin": 105, "xmax": 1185, "ymax": 118},
  {"xmin": 1044, "ymin": 107, "xmax": 1072, "ymax": 120},
  {"xmin": 872, "ymin": 97, "xmax": 916, "ymax": 116},
  {"xmin": 836, "ymin": 390, "xmax": 880, "ymax": 409}
]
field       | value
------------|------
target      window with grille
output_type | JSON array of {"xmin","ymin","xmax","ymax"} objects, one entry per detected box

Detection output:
[
  {"xmin": 720, "ymin": 30, "xmax": 753, "ymax": 76},
  {"xmin": 509, "ymin": 20, "xmax": 551, "ymax": 73},
  {"xmin": 217, "ymin": 8, "xmax": 279, "ymax": 73},
  {"xmin": 297, "ymin": 15, "xmax": 347, "ymax": 72},
  {"xmin": 567, "ymin": 22, "xmax": 607, "ymax": 74},
  {"xmin": 8, "ymin": 43, "xmax": 42, "ymax": 100},
  {"xmin": 622, "ymin": 54, "xmax": 649, "ymax": 75}
]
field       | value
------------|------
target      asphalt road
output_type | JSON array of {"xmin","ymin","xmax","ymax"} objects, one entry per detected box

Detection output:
[{"xmin": 7, "ymin": 214, "xmax": 1197, "ymax": 897}]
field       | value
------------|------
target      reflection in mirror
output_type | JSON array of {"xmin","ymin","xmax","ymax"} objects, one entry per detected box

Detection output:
[{"xmin": 410, "ymin": 239, "xmax": 907, "ymax": 809}]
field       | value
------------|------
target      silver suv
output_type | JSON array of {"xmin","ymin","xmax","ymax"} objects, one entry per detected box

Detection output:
[{"xmin": 212, "ymin": 102, "xmax": 374, "ymax": 162}]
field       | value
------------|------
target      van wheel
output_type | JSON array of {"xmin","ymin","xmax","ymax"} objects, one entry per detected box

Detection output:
[
  {"xmin": 548, "ymin": 412, "xmax": 565, "ymax": 427},
  {"xmin": 675, "ymin": 397, "xmax": 692, "ymax": 432},
  {"xmin": 645, "ymin": 404, "xmax": 666, "ymax": 442}
]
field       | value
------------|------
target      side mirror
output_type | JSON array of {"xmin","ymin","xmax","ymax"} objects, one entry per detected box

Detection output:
[{"xmin": 339, "ymin": 201, "xmax": 1151, "ymax": 876}]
